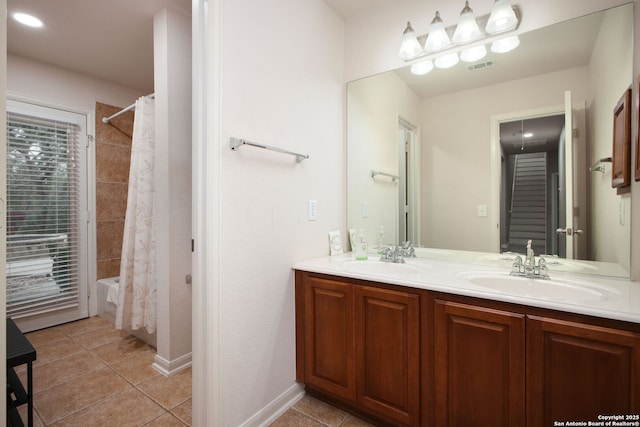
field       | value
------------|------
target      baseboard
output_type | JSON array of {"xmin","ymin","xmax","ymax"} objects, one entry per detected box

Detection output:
[
  {"xmin": 239, "ymin": 383, "xmax": 305, "ymax": 427},
  {"xmin": 152, "ymin": 352, "xmax": 192, "ymax": 376}
]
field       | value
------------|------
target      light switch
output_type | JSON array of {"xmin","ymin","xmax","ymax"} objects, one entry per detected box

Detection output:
[
  {"xmin": 477, "ymin": 204, "xmax": 487, "ymax": 217},
  {"xmin": 362, "ymin": 201, "xmax": 369, "ymax": 218},
  {"xmin": 308, "ymin": 200, "xmax": 317, "ymax": 221}
]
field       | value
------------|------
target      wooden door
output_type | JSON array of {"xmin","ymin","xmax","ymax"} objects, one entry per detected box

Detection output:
[
  {"xmin": 527, "ymin": 315, "xmax": 640, "ymax": 426},
  {"xmin": 434, "ymin": 300, "xmax": 526, "ymax": 427},
  {"xmin": 304, "ymin": 276, "xmax": 356, "ymax": 400},
  {"xmin": 356, "ymin": 286, "xmax": 420, "ymax": 425}
]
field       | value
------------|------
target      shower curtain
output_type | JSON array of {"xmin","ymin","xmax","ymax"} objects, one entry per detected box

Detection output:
[{"xmin": 116, "ymin": 96, "xmax": 157, "ymax": 334}]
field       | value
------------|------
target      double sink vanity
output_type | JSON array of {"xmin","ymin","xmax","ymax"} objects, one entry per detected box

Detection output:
[{"xmin": 294, "ymin": 249, "xmax": 640, "ymax": 426}]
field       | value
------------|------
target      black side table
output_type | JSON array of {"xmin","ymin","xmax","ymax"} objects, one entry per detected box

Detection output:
[{"xmin": 6, "ymin": 318, "xmax": 36, "ymax": 427}]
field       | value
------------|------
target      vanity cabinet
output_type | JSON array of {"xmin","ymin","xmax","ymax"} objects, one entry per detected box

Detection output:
[
  {"xmin": 433, "ymin": 300, "xmax": 525, "ymax": 426},
  {"xmin": 302, "ymin": 274, "xmax": 356, "ymax": 400},
  {"xmin": 356, "ymin": 285, "xmax": 420, "ymax": 425},
  {"xmin": 296, "ymin": 272, "xmax": 420, "ymax": 426},
  {"xmin": 296, "ymin": 270, "xmax": 640, "ymax": 426},
  {"xmin": 526, "ymin": 315, "xmax": 640, "ymax": 425},
  {"xmin": 432, "ymin": 295, "xmax": 640, "ymax": 427}
]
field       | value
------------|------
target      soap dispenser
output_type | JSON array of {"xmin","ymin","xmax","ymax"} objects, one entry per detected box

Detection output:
[{"xmin": 355, "ymin": 229, "xmax": 368, "ymax": 260}]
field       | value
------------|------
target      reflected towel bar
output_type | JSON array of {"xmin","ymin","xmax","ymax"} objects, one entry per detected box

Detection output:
[
  {"xmin": 589, "ymin": 156, "xmax": 612, "ymax": 173},
  {"xmin": 371, "ymin": 170, "xmax": 399, "ymax": 182},
  {"xmin": 230, "ymin": 137, "xmax": 309, "ymax": 163}
]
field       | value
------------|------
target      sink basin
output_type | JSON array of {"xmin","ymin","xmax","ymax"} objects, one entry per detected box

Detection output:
[
  {"xmin": 457, "ymin": 271, "xmax": 621, "ymax": 303},
  {"xmin": 337, "ymin": 259, "xmax": 427, "ymax": 278}
]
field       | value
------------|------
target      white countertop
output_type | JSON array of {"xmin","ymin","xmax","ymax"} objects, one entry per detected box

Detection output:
[{"xmin": 293, "ymin": 253, "xmax": 640, "ymax": 324}]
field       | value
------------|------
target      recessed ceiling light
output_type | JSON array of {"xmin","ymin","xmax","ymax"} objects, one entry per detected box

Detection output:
[
  {"xmin": 523, "ymin": 132, "xmax": 533, "ymax": 138},
  {"xmin": 12, "ymin": 12, "xmax": 44, "ymax": 28}
]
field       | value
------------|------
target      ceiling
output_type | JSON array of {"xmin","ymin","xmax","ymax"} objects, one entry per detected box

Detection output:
[
  {"xmin": 7, "ymin": 0, "xmax": 191, "ymax": 93},
  {"xmin": 323, "ymin": 0, "xmax": 390, "ymax": 18},
  {"xmin": 6, "ymin": 0, "xmax": 376, "ymax": 94},
  {"xmin": 500, "ymin": 115, "xmax": 565, "ymax": 155},
  {"xmin": 4, "ymin": 0, "xmax": 601, "ymax": 151}
]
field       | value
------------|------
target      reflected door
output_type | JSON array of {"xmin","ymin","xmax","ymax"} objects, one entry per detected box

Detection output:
[
  {"xmin": 398, "ymin": 121, "xmax": 419, "ymax": 245},
  {"xmin": 557, "ymin": 90, "xmax": 587, "ymax": 259}
]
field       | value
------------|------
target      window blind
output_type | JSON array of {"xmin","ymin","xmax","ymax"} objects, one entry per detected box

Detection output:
[{"xmin": 6, "ymin": 111, "xmax": 82, "ymax": 318}]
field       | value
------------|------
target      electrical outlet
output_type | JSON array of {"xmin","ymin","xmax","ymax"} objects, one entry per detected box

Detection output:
[{"xmin": 308, "ymin": 200, "xmax": 317, "ymax": 221}]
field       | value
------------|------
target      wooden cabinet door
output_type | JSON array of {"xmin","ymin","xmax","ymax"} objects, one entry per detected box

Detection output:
[
  {"xmin": 304, "ymin": 276, "xmax": 356, "ymax": 400},
  {"xmin": 527, "ymin": 315, "xmax": 640, "ymax": 426},
  {"xmin": 356, "ymin": 286, "xmax": 420, "ymax": 426},
  {"xmin": 434, "ymin": 300, "xmax": 525, "ymax": 427}
]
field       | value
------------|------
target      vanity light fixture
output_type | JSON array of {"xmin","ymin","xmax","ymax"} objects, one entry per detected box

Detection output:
[
  {"xmin": 452, "ymin": 1, "xmax": 482, "ymax": 44},
  {"xmin": 398, "ymin": 22, "xmax": 422, "ymax": 61},
  {"xmin": 411, "ymin": 60, "xmax": 434, "ymax": 75},
  {"xmin": 424, "ymin": 11, "xmax": 451, "ymax": 53},
  {"xmin": 460, "ymin": 44, "xmax": 487, "ymax": 62},
  {"xmin": 400, "ymin": 0, "xmax": 520, "ymax": 75},
  {"xmin": 490, "ymin": 35, "xmax": 520, "ymax": 53},
  {"xmin": 435, "ymin": 52, "xmax": 459, "ymax": 69},
  {"xmin": 12, "ymin": 12, "xmax": 44, "ymax": 28},
  {"xmin": 485, "ymin": 0, "xmax": 519, "ymax": 34}
]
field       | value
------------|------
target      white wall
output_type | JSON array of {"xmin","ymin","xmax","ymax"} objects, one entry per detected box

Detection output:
[
  {"xmin": 7, "ymin": 54, "xmax": 144, "ymax": 112},
  {"xmin": 587, "ymin": 6, "xmax": 633, "ymax": 270},
  {"xmin": 347, "ymin": 71, "xmax": 421, "ymax": 247},
  {"xmin": 344, "ymin": 0, "xmax": 640, "ymax": 281},
  {"xmin": 153, "ymin": 8, "xmax": 193, "ymax": 373},
  {"xmin": 420, "ymin": 67, "xmax": 589, "ymax": 252},
  {"xmin": 215, "ymin": 0, "xmax": 344, "ymax": 424}
]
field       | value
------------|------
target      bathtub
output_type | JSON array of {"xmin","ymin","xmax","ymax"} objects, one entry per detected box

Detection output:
[{"xmin": 96, "ymin": 277, "xmax": 156, "ymax": 348}]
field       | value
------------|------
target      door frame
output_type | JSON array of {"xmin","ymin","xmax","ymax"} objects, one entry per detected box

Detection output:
[
  {"xmin": 6, "ymin": 96, "xmax": 94, "ymax": 332},
  {"xmin": 490, "ymin": 104, "xmax": 566, "ymax": 253},
  {"xmin": 398, "ymin": 118, "xmax": 421, "ymax": 246}
]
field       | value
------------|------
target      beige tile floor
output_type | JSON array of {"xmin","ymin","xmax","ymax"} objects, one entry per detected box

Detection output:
[
  {"xmin": 269, "ymin": 395, "xmax": 375, "ymax": 427},
  {"xmin": 14, "ymin": 316, "xmax": 371, "ymax": 427},
  {"xmin": 13, "ymin": 316, "xmax": 192, "ymax": 426}
]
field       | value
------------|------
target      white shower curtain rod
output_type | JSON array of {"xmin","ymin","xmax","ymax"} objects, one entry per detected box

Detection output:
[{"xmin": 101, "ymin": 93, "xmax": 155, "ymax": 124}]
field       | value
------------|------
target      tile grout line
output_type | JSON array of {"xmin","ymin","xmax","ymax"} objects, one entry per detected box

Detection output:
[
  {"xmin": 29, "ymin": 321, "xmax": 160, "ymax": 426},
  {"xmin": 24, "ymin": 318, "xmax": 192, "ymax": 426},
  {"xmin": 290, "ymin": 407, "xmax": 333, "ymax": 426}
]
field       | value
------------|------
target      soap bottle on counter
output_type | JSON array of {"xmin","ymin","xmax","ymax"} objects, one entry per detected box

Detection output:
[{"xmin": 355, "ymin": 229, "xmax": 368, "ymax": 260}]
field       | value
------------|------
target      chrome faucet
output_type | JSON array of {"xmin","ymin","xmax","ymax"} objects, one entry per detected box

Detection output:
[
  {"xmin": 380, "ymin": 241, "xmax": 415, "ymax": 263},
  {"xmin": 510, "ymin": 239, "xmax": 550, "ymax": 280},
  {"xmin": 381, "ymin": 246, "xmax": 405, "ymax": 263},
  {"xmin": 524, "ymin": 239, "xmax": 535, "ymax": 277},
  {"xmin": 401, "ymin": 241, "xmax": 416, "ymax": 258}
]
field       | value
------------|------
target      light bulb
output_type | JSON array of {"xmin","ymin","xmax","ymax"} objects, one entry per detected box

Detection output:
[
  {"xmin": 12, "ymin": 12, "xmax": 44, "ymax": 28},
  {"xmin": 411, "ymin": 60, "xmax": 434, "ymax": 75},
  {"xmin": 435, "ymin": 52, "xmax": 459, "ymax": 69},
  {"xmin": 453, "ymin": 1, "xmax": 482, "ymax": 44},
  {"xmin": 460, "ymin": 45, "xmax": 487, "ymax": 62},
  {"xmin": 491, "ymin": 35, "xmax": 520, "ymax": 53},
  {"xmin": 424, "ymin": 11, "xmax": 451, "ymax": 53},
  {"xmin": 486, "ymin": 0, "xmax": 518, "ymax": 34},
  {"xmin": 398, "ymin": 22, "xmax": 423, "ymax": 61}
]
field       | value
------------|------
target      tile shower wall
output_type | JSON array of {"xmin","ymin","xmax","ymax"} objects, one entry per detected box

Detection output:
[{"xmin": 95, "ymin": 102, "xmax": 134, "ymax": 279}]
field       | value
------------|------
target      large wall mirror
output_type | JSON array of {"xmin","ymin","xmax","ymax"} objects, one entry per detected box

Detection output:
[{"xmin": 347, "ymin": 3, "xmax": 633, "ymax": 277}]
